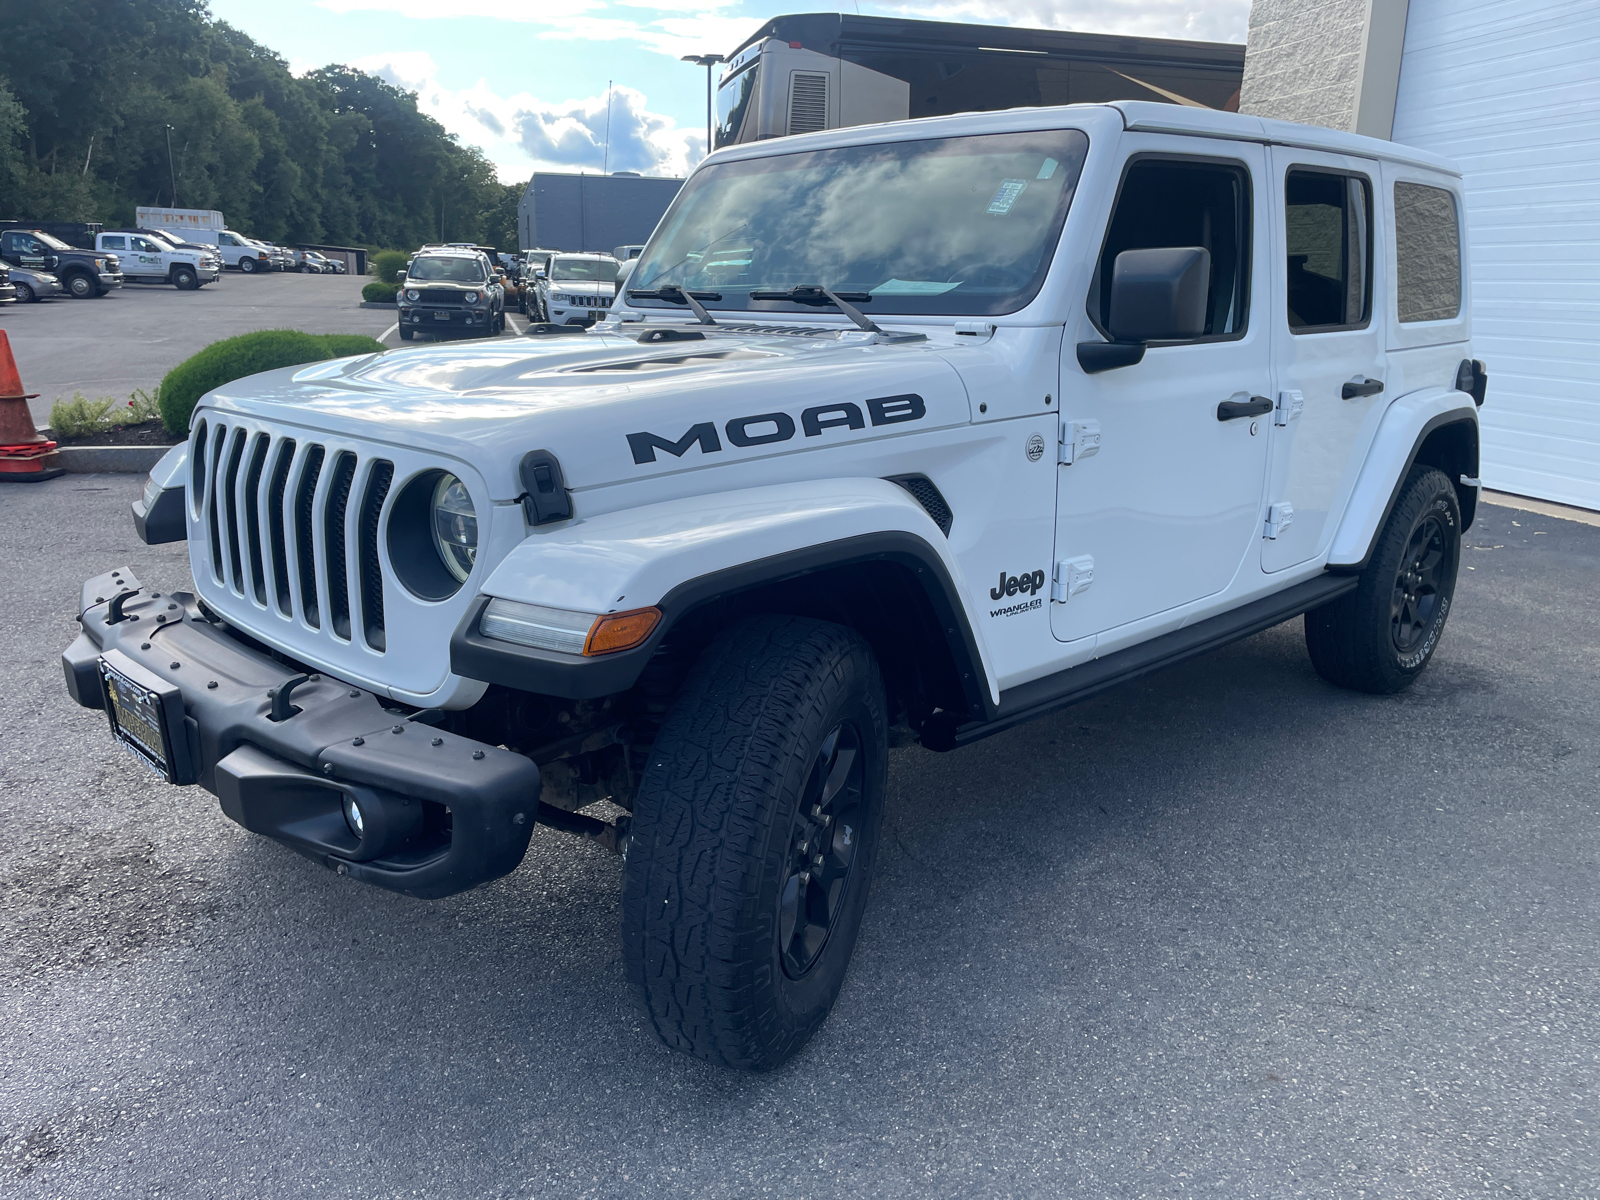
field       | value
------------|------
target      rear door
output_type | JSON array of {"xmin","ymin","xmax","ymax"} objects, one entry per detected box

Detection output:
[
  {"xmin": 1262, "ymin": 149, "xmax": 1387, "ymax": 573},
  {"xmin": 1053, "ymin": 138, "xmax": 1273, "ymax": 648}
]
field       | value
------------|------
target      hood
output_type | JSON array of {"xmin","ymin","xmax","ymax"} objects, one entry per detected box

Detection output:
[
  {"xmin": 546, "ymin": 279, "xmax": 613, "ymax": 294},
  {"xmin": 198, "ymin": 325, "xmax": 976, "ymax": 502}
]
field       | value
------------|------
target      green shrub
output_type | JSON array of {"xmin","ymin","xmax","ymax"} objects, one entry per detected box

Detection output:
[
  {"xmin": 372, "ymin": 250, "xmax": 410, "ymax": 284},
  {"xmin": 158, "ymin": 330, "xmax": 386, "ymax": 434},
  {"xmin": 362, "ymin": 280, "xmax": 399, "ymax": 303}
]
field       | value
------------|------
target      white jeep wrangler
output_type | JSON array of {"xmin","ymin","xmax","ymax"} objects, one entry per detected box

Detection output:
[{"xmin": 65, "ymin": 103, "xmax": 1485, "ymax": 1071}]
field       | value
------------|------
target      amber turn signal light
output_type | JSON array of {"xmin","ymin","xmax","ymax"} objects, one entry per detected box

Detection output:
[{"xmin": 583, "ymin": 607, "xmax": 662, "ymax": 656}]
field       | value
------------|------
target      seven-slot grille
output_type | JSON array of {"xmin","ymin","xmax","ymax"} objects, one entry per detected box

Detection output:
[
  {"xmin": 562, "ymin": 294, "xmax": 611, "ymax": 308},
  {"xmin": 191, "ymin": 418, "xmax": 394, "ymax": 652}
]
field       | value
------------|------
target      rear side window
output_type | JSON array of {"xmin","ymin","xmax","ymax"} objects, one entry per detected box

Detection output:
[
  {"xmin": 1285, "ymin": 169, "xmax": 1372, "ymax": 331},
  {"xmin": 1394, "ymin": 182, "xmax": 1462, "ymax": 323},
  {"xmin": 1092, "ymin": 158, "xmax": 1251, "ymax": 339}
]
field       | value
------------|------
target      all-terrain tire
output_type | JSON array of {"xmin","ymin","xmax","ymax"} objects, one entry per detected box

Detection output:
[
  {"xmin": 1306, "ymin": 465, "xmax": 1461, "ymax": 693},
  {"xmin": 623, "ymin": 616, "xmax": 889, "ymax": 1071}
]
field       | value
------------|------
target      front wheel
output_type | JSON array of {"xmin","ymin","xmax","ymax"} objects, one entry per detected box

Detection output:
[
  {"xmin": 624, "ymin": 616, "xmax": 888, "ymax": 1071},
  {"xmin": 14, "ymin": 282, "xmax": 34, "ymax": 303},
  {"xmin": 1306, "ymin": 465, "xmax": 1462, "ymax": 693},
  {"xmin": 398, "ymin": 326, "xmax": 414, "ymax": 341},
  {"xmin": 172, "ymin": 267, "xmax": 197, "ymax": 290},
  {"xmin": 239, "ymin": 257, "xmax": 257, "ymax": 274},
  {"xmin": 65, "ymin": 273, "xmax": 96, "ymax": 299}
]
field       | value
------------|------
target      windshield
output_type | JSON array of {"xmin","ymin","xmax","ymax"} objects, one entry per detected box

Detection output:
[
  {"xmin": 551, "ymin": 256, "xmax": 618, "ymax": 283},
  {"xmin": 629, "ymin": 129, "xmax": 1089, "ymax": 317},
  {"xmin": 31, "ymin": 231, "xmax": 75, "ymax": 252},
  {"xmin": 408, "ymin": 256, "xmax": 487, "ymax": 282},
  {"xmin": 715, "ymin": 62, "xmax": 760, "ymax": 149}
]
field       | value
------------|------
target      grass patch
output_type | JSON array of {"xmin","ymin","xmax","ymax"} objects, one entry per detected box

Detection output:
[{"xmin": 49, "ymin": 388, "xmax": 163, "ymax": 438}]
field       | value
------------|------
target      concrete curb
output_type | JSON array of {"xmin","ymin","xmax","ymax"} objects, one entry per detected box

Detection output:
[
  {"xmin": 55, "ymin": 445, "xmax": 170, "ymax": 474},
  {"xmin": 359, "ymin": 300, "xmax": 397, "ymax": 309}
]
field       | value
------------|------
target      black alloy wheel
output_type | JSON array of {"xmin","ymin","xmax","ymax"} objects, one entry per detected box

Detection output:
[
  {"xmin": 778, "ymin": 723, "xmax": 866, "ymax": 979},
  {"xmin": 1305, "ymin": 464, "xmax": 1461, "ymax": 693},
  {"xmin": 1391, "ymin": 512, "xmax": 1449, "ymax": 655}
]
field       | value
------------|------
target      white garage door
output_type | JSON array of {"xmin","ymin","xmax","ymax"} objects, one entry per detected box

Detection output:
[{"xmin": 1392, "ymin": 0, "xmax": 1600, "ymax": 510}]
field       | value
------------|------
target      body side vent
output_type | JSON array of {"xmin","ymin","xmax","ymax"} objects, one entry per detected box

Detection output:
[
  {"xmin": 788, "ymin": 72, "xmax": 829, "ymax": 135},
  {"xmin": 885, "ymin": 474, "xmax": 953, "ymax": 537}
]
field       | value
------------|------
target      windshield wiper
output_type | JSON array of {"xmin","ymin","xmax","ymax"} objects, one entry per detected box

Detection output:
[
  {"xmin": 747, "ymin": 284, "xmax": 925, "ymax": 343},
  {"xmin": 627, "ymin": 285, "xmax": 721, "ymax": 326}
]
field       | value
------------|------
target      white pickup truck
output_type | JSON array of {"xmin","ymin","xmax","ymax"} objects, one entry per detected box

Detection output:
[
  {"xmin": 95, "ymin": 231, "xmax": 220, "ymax": 289},
  {"xmin": 67, "ymin": 102, "xmax": 1484, "ymax": 1072}
]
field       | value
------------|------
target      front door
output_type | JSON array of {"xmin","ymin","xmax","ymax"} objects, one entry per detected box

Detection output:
[
  {"xmin": 1262, "ymin": 148, "xmax": 1387, "ymax": 572},
  {"xmin": 127, "ymin": 235, "xmax": 168, "ymax": 280},
  {"xmin": 1052, "ymin": 139, "xmax": 1273, "ymax": 647}
]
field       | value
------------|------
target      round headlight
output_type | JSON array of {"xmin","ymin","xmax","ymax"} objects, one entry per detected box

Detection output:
[
  {"xmin": 464, "ymin": 291, "xmax": 479, "ymax": 304},
  {"xmin": 430, "ymin": 474, "xmax": 477, "ymax": 582},
  {"xmin": 404, "ymin": 288, "xmax": 419, "ymax": 301}
]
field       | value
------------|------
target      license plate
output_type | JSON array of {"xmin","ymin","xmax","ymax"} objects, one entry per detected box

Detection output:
[
  {"xmin": 99, "ymin": 653, "xmax": 183, "ymax": 781},
  {"xmin": 434, "ymin": 311, "xmax": 451, "ymax": 321}
]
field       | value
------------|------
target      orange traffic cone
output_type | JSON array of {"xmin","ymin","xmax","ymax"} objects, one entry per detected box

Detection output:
[{"xmin": 0, "ymin": 329, "xmax": 62, "ymax": 482}]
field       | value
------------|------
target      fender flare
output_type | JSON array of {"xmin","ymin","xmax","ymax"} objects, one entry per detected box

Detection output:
[
  {"xmin": 450, "ymin": 478, "xmax": 997, "ymax": 715},
  {"xmin": 1327, "ymin": 388, "xmax": 1480, "ymax": 572}
]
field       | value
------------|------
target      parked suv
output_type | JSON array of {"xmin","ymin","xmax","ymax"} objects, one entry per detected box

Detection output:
[
  {"xmin": 0, "ymin": 228, "xmax": 123, "ymax": 297},
  {"xmin": 533, "ymin": 253, "xmax": 618, "ymax": 324},
  {"xmin": 65, "ymin": 103, "xmax": 1485, "ymax": 1072},
  {"xmin": 395, "ymin": 247, "xmax": 504, "ymax": 339},
  {"xmin": 96, "ymin": 231, "xmax": 218, "ymax": 290}
]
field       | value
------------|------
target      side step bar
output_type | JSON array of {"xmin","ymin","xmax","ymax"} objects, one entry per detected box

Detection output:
[{"xmin": 922, "ymin": 573, "xmax": 1358, "ymax": 752}]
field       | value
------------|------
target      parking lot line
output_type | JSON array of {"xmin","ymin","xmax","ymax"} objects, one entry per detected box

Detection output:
[{"xmin": 378, "ymin": 321, "xmax": 398, "ymax": 344}]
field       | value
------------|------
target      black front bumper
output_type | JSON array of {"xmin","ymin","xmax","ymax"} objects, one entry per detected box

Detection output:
[
  {"xmin": 62, "ymin": 568, "xmax": 540, "ymax": 899},
  {"xmin": 398, "ymin": 306, "xmax": 493, "ymax": 330}
]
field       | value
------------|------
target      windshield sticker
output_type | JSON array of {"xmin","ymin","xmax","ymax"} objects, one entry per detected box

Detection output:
[
  {"xmin": 987, "ymin": 179, "xmax": 1028, "ymax": 215},
  {"xmin": 1037, "ymin": 158, "xmax": 1060, "ymax": 180},
  {"xmin": 871, "ymin": 279, "xmax": 962, "ymax": 296}
]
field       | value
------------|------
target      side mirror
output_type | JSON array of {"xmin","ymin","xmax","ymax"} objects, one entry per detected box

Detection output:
[
  {"xmin": 535, "ymin": 268, "xmax": 546, "ymax": 279},
  {"xmin": 395, "ymin": 270, "xmax": 405, "ymax": 280},
  {"xmin": 1078, "ymin": 246, "xmax": 1210, "ymax": 374}
]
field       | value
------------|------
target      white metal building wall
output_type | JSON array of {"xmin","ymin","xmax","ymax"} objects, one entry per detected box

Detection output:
[{"xmin": 1391, "ymin": 0, "xmax": 1600, "ymax": 509}]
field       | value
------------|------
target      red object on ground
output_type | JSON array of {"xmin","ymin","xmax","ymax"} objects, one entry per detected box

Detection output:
[{"xmin": 0, "ymin": 330, "xmax": 62, "ymax": 479}]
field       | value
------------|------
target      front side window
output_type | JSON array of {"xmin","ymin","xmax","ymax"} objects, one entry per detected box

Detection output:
[
  {"xmin": 1091, "ymin": 157, "xmax": 1251, "ymax": 339},
  {"xmin": 551, "ymin": 257, "xmax": 618, "ymax": 283},
  {"xmin": 1285, "ymin": 169, "xmax": 1372, "ymax": 331},
  {"xmin": 408, "ymin": 256, "xmax": 486, "ymax": 283},
  {"xmin": 632, "ymin": 128, "xmax": 1090, "ymax": 317},
  {"xmin": 714, "ymin": 62, "xmax": 761, "ymax": 148},
  {"xmin": 1394, "ymin": 181, "xmax": 1461, "ymax": 323}
]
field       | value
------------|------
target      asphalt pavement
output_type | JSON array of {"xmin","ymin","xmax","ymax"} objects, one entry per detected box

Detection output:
[
  {"xmin": 1, "ymin": 479, "xmax": 1597, "ymax": 1198},
  {"xmin": 0, "ymin": 272, "xmax": 524, "ymax": 427}
]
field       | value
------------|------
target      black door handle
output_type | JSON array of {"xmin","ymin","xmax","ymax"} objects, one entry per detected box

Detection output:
[
  {"xmin": 1217, "ymin": 395, "xmax": 1273, "ymax": 421},
  {"xmin": 1341, "ymin": 377, "xmax": 1384, "ymax": 399}
]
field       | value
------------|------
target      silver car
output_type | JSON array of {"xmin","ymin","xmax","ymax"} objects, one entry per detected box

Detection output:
[{"xmin": 8, "ymin": 263, "xmax": 66, "ymax": 302}]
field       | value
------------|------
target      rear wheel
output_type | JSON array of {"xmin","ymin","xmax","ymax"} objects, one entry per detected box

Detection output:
[
  {"xmin": 623, "ymin": 616, "xmax": 888, "ymax": 1071},
  {"xmin": 1306, "ymin": 465, "xmax": 1461, "ymax": 693}
]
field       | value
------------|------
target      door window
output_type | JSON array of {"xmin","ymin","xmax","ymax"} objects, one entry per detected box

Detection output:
[
  {"xmin": 131, "ymin": 236, "xmax": 158, "ymax": 252},
  {"xmin": 102, "ymin": 235, "xmax": 127, "ymax": 250},
  {"xmin": 1091, "ymin": 158, "xmax": 1251, "ymax": 340},
  {"xmin": 1285, "ymin": 169, "xmax": 1372, "ymax": 331},
  {"xmin": 1394, "ymin": 182, "xmax": 1461, "ymax": 323}
]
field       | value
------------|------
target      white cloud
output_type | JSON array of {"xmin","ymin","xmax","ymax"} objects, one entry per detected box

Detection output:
[
  {"xmin": 344, "ymin": 52, "xmax": 703, "ymax": 182},
  {"xmin": 869, "ymin": 0, "xmax": 1249, "ymax": 42}
]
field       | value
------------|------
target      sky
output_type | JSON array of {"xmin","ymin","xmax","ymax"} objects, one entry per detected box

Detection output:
[{"xmin": 208, "ymin": 0, "xmax": 1249, "ymax": 184}]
